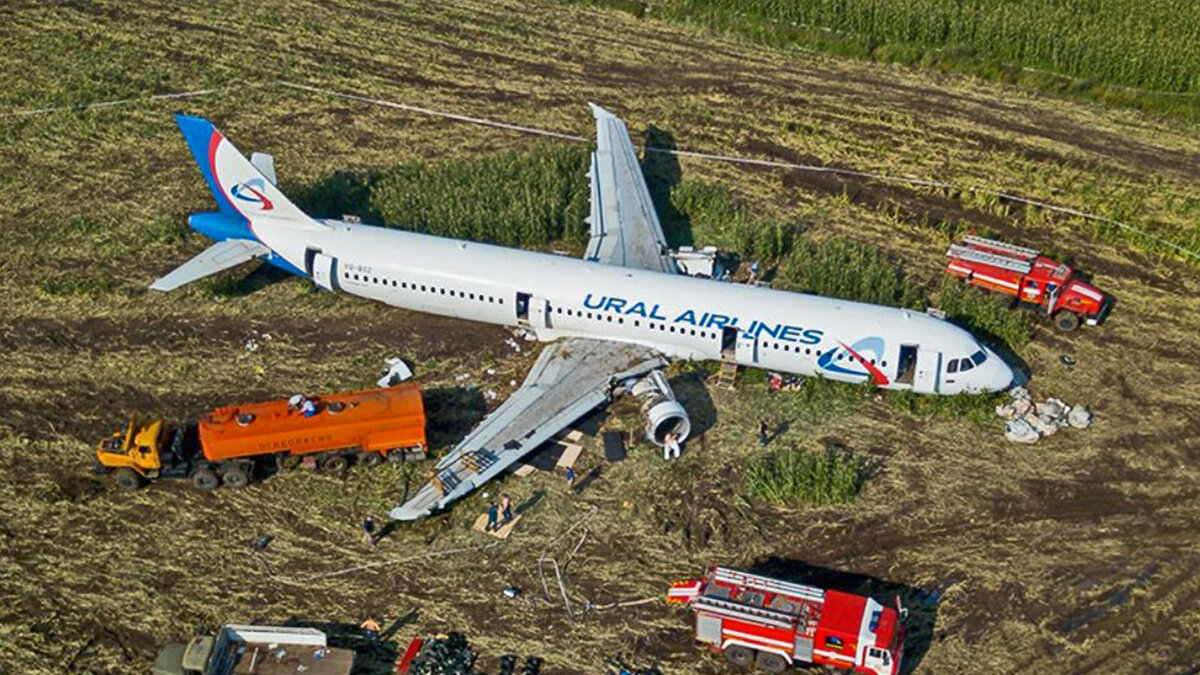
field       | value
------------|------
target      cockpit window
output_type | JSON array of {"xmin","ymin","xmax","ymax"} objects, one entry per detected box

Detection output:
[
  {"xmin": 959, "ymin": 358, "xmax": 974, "ymax": 372},
  {"xmin": 970, "ymin": 349, "xmax": 987, "ymax": 366},
  {"xmin": 947, "ymin": 360, "xmax": 959, "ymax": 374}
]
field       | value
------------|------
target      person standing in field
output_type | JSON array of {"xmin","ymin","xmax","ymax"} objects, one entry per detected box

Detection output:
[
  {"xmin": 486, "ymin": 501, "xmax": 499, "ymax": 532},
  {"xmin": 565, "ymin": 466, "xmax": 576, "ymax": 491},
  {"xmin": 500, "ymin": 493, "xmax": 513, "ymax": 525},
  {"xmin": 362, "ymin": 515, "xmax": 377, "ymax": 547},
  {"xmin": 663, "ymin": 432, "xmax": 682, "ymax": 460},
  {"xmin": 758, "ymin": 419, "xmax": 770, "ymax": 447}
]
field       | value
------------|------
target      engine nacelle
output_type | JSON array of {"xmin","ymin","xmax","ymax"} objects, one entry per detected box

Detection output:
[{"xmin": 630, "ymin": 370, "xmax": 691, "ymax": 446}]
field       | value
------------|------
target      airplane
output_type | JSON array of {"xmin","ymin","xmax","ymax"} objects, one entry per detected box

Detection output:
[{"xmin": 157, "ymin": 104, "xmax": 1014, "ymax": 520}]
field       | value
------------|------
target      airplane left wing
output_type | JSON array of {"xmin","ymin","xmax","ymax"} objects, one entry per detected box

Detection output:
[
  {"xmin": 584, "ymin": 103, "xmax": 677, "ymax": 274},
  {"xmin": 389, "ymin": 338, "xmax": 664, "ymax": 521}
]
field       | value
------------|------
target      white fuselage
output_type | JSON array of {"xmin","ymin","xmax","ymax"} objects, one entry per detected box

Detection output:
[{"xmin": 255, "ymin": 218, "xmax": 1014, "ymax": 395}]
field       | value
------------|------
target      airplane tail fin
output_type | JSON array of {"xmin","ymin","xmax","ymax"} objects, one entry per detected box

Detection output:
[{"xmin": 174, "ymin": 114, "xmax": 327, "ymax": 230}]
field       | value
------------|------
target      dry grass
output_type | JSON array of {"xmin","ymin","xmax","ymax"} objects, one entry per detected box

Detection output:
[{"xmin": 2, "ymin": 1, "xmax": 1200, "ymax": 674}]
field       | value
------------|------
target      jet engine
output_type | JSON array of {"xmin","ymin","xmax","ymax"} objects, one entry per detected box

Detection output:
[{"xmin": 629, "ymin": 370, "xmax": 691, "ymax": 446}]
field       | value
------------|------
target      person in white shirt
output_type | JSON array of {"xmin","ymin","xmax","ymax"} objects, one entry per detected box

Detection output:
[{"xmin": 663, "ymin": 432, "xmax": 682, "ymax": 460}]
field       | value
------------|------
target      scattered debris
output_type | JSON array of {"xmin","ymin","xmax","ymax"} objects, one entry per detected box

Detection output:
[
  {"xmin": 504, "ymin": 337, "xmax": 522, "ymax": 353},
  {"xmin": 485, "ymin": 390, "xmax": 498, "ymax": 401},
  {"xmin": 502, "ymin": 587, "xmax": 521, "ymax": 599},
  {"xmin": 244, "ymin": 338, "xmax": 259, "ymax": 352},
  {"xmin": 378, "ymin": 357, "xmax": 414, "ymax": 387},
  {"xmin": 998, "ymin": 387, "xmax": 1093, "ymax": 443},
  {"xmin": 1060, "ymin": 354, "xmax": 1077, "ymax": 368},
  {"xmin": 409, "ymin": 632, "xmax": 478, "ymax": 675},
  {"xmin": 251, "ymin": 534, "xmax": 274, "ymax": 551}
]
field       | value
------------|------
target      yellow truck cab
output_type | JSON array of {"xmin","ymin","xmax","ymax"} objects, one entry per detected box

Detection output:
[
  {"xmin": 95, "ymin": 417, "xmax": 199, "ymax": 489},
  {"xmin": 95, "ymin": 417, "xmax": 165, "ymax": 489}
]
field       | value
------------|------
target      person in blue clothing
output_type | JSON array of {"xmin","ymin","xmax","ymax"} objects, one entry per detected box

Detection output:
[
  {"xmin": 565, "ymin": 466, "xmax": 576, "ymax": 491},
  {"xmin": 485, "ymin": 501, "xmax": 499, "ymax": 532}
]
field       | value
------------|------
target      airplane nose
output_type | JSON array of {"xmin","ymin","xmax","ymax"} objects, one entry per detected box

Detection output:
[{"xmin": 987, "ymin": 352, "xmax": 1015, "ymax": 391}]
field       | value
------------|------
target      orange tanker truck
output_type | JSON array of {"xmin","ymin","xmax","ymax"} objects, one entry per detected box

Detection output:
[{"xmin": 95, "ymin": 384, "xmax": 427, "ymax": 490}]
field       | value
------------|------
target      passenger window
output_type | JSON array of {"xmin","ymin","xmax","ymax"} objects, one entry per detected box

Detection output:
[{"xmin": 948, "ymin": 360, "xmax": 959, "ymax": 374}]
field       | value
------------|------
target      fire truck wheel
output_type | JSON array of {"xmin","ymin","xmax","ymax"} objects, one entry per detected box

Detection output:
[
  {"xmin": 358, "ymin": 452, "xmax": 384, "ymax": 468},
  {"xmin": 221, "ymin": 465, "xmax": 250, "ymax": 489},
  {"xmin": 1053, "ymin": 310, "xmax": 1081, "ymax": 332},
  {"xmin": 112, "ymin": 467, "xmax": 141, "ymax": 491},
  {"xmin": 724, "ymin": 646, "xmax": 755, "ymax": 668},
  {"xmin": 755, "ymin": 651, "xmax": 788, "ymax": 673},
  {"xmin": 321, "ymin": 454, "xmax": 350, "ymax": 473},
  {"xmin": 192, "ymin": 469, "xmax": 219, "ymax": 491}
]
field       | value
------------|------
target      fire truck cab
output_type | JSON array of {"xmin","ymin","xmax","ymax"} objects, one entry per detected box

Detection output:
[
  {"xmin": 945, "ymin": 235, "xmax": 1113, "ymax": 331},
  {"xmin": 668, "ymin": 566, "xmax": 903, "ymax": 674}
]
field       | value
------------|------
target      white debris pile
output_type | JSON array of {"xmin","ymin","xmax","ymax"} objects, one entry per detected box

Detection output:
[
  {"xmin": 504, "ymin": 337, "xmax": 523, "ymax": 353},
  {"xmin": 377, "ymin": 358, "xmax": 414, "ymax": 387},
  {"xmin": 997, "ymin": 387, "xmax": 1093, "ymax": 443}
]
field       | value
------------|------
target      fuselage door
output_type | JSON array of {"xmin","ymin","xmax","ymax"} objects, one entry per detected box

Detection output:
[
  {"xmin": 530, "ymin": 295, "xmax": 551, "ymax": 330},
  {"xmin": 735, "ymin": 331, "xmax": 759, "ymax": 364},
  {"xmin": 913, "ymin": 349, "xmax": 941, "ymax": 394},
  {"xmin": 308, "ymin": 250, "xmax": 338, "ymax": 291}
]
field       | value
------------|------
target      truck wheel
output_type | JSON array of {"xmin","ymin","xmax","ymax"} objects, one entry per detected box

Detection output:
[
  {"xmin": 725, "ymin": 646, "xmax": 754, "ymax": 668},
  {"xmin": 221, "ymin": 465, "xmax": 250, "ymax": 489},
  {"xmin": 192, "ymin": 469, "xmax": 219, "ymax": 491},
  {"xmin": 755, "ymin": 651, "xmax": 788, "ymax": 673},
  {"xmin": 1053, "ymin": 310, "xmax": 1081, "ymax": 332},
  {"xmin": 321, "ymin": 455, "xmax": 350, "ymax": 473},
  {"xmin": 358, "ymin": 452, "xmax": 384, "ymax": 468},
  {"xmin": 112, "ymin": 467, "xmax": 142, "ymax": 491}
]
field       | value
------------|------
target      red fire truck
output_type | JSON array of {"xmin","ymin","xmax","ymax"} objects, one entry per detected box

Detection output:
[
  {"xmin": 944, "ymin": 235, "xmax": 1113, "ymax": 331},
  {"xmin": 667, "ymin": 566, "xmax": 903, "ymax": 674}
]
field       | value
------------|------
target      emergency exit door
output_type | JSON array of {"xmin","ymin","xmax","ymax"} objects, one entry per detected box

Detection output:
[
  {"xmin": 913, "ymin": 349, "xmax": 941, "ymax": 394},
  {"xmin": 306, "ymin": 248, "xmax": 338, "ymax": 291}
]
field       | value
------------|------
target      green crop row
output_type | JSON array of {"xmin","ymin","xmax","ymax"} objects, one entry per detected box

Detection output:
[
  {"xmin": 745, "ymin": 444, "xmax": 866, "ymax": 507},
  {"xmin": 654, "ymin": 0, "xmax": 1200, "ymax": 94}
]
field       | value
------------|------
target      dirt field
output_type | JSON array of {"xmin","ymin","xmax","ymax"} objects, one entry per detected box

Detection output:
[{"xmin": 3, "ymin": 1, "xmax": 1200, "ymax": 673}]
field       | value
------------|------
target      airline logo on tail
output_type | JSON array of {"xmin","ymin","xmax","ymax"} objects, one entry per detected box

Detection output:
[
  {"xmin": 817, "ymin": 336, "xmax": 890, "ymax": 385},
  {"xmin": 230, "ymin": 177, "xmax": 274, "ymax": 211}
]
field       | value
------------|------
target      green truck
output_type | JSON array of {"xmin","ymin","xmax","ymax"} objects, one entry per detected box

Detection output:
[{"xmin": 153, "ymin": 624, "xmax": 354, "ymax": 675}]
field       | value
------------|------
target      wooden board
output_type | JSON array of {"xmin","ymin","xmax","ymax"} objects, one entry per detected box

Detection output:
[
  {"xmin": 555, "ymin": 442, "xmax": 583, "ymax": 470},
  {"xmin": 472, "ymin": 513, "xmax": 522, "ymax": 539}
]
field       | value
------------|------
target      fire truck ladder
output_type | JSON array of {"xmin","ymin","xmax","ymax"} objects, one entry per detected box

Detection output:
[
  {"xmin": 947, "ymin": 244, "xmax": 1033, "ymax": 274},
  {"xmin": 962, "ymin": 234, "xmax": 1039, "ymax": 259},
  {"xmin": 714, "ymin": 567, "xmax": 826, "ymax": 604},
  {"xmin": 692, "ymin": 595, "xmax": 798, "ymax": 630}
]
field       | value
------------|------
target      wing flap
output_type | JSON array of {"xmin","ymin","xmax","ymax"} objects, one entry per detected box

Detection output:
[
  {"xmin": 389, "ymin": 338, "xmax": 664, "ymax": 521},
  {"xmin": 149, "ymin": 238, "xmax": 270, "ymax": 291},
  {"xmin": 584, "ymin": 104, "xmax": 676, "ymax": 274}
]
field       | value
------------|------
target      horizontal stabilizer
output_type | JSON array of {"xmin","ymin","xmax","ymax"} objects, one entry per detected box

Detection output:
[{"xmin": 149, "ymin": 239, "xmax": 270, "ymax": 292}]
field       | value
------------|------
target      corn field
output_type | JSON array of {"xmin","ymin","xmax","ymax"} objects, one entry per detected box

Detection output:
[
  {"xmin": 745, "ymin": 444, "xmax": 865, "ymax": 506},
  {"xmin": 654, "ymin": 0, "xmax": 1200, "ymax": 94},
  {"xmin": 370, "ymin": 143, "xmax": 591, "ymax": 249}
]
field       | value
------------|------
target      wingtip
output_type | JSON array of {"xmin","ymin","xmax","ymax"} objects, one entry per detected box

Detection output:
[{"xmin": 588, "ymin": 102, "xmax": 615, "ymax": 119}]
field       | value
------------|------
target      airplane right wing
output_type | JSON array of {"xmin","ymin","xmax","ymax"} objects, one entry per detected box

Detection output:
[
  {"xmin": 584, "ymin": 103, "xmax": 677, "ymax": 275},
  {"xmin": 389, "ymin": 338, "xmax": 665, "ymax": 521},
  {"xmin": 149, "ymin": 238, "xmax": 270, "ymax": 291}
]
